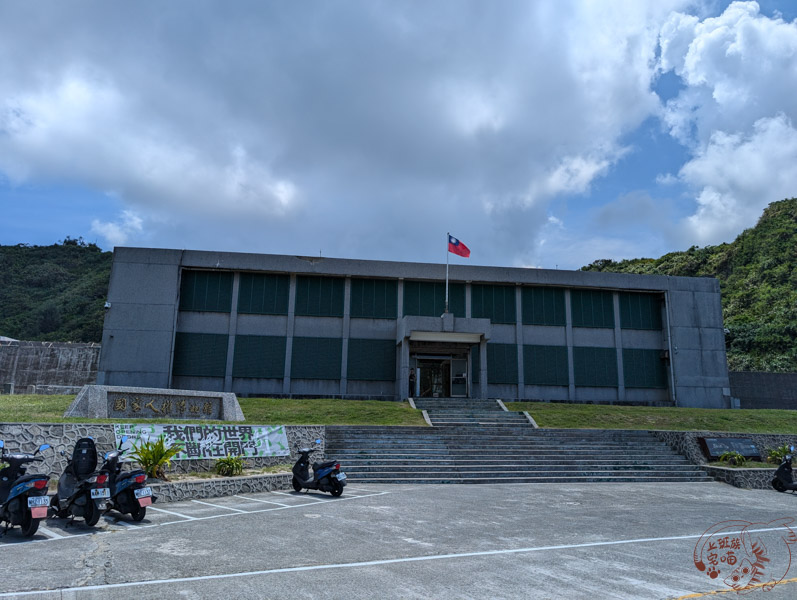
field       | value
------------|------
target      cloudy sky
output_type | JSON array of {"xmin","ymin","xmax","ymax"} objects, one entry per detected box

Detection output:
[{"xmin": 1, "ymin": 1, "xmax": 796, "ymax": 270}]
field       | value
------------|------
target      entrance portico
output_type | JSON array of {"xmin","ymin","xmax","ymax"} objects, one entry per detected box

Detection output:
[{"xmin": 398, "ymin": 313, "xmax": 491, "ymax": 400}]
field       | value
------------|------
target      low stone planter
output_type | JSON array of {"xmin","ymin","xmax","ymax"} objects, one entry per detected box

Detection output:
[
  {"xmin": 149, "ymin": 472, "xmax": 293, "ymax": 503},
  {"xmin": 702, "ymin": 466, "xmax": 776, "ymax": 490}
]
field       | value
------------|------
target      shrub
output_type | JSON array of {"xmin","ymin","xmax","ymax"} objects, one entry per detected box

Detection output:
[
  {"xmin": 129, "ymin": 435, "xmax": 182, "ymax": 480},
  {"xmin": 766, "ymin": 444, "xmax": 794, "ymax": 464},
  {"xmin": 718, "ymin": 451, "xmax": 747, "ymax": 467},
  {"xmin": 215, "ymin": 455, "xmax": 245, "ymax": 477}
]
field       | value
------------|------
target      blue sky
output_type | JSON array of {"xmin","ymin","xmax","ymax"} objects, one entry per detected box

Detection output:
[{"xmin": 1, "ymin": 1, "xmax": 796, "ymax": 270}]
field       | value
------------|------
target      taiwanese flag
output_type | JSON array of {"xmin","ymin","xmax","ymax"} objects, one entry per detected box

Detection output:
[{"xmin": 448, "ymin": 234, "xmax": 471, "ymax": 258}]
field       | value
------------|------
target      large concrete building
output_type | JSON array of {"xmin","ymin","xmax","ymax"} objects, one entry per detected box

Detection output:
[{"xmin": 97, "ymin": 247, "xmax": 732, "ymax": 408}]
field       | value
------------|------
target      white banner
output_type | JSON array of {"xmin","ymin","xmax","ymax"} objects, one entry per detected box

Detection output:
[{"xmin": 113, "ymin": 423, "xmax": 290, "ymax": 460}]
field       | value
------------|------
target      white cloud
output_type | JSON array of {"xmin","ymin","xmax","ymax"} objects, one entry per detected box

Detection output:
[
  {"xmin": 657, "ymin": 1, "xmax": 797, "ymax": 246},
  {"xmin": 91, "ymin": 209, "xmax": 144, "ymax": 247}
]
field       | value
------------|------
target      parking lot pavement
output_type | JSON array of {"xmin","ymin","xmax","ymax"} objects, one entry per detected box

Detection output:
[{"xmin": 2, "ymin": 482, "xmax": 797, "ymax": 599}]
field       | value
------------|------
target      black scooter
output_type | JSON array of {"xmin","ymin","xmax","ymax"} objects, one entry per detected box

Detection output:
[
  {"xmin": 50, "ymin": 437, "xmax": 110, "ymax": 526},
  {"xmin": 291, "ymin": 439, "xmax": 346, "ymax": 497},
  {"xmin": 0, "ymin": 440, "xmax": 51, "ymax": 537},
  {"xmin": 100, "ymin": 436, "xmax": 154, "ymax": 522},
  {"xmin": 772, "ymin": 445, "xmax": 797, "ymax": 493}
]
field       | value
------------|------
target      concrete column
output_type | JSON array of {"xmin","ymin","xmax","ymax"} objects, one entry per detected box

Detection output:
[
  {"xmin": 465, "ymin": 282, "xmax": 472, "ymax": 318},
  {"xmin": 223, "ymin": 272, "xmax": 241, "ymax": 392},
  {"xmin": 283, "ymin": 274, "xmax": 297, "ymax": 395},
  {"xmin": 613, "ymin": 292, "xmax": 625, "ymax": 402},
  {"xmin": 565, "ymin": 289, "xmax": 576, "ymax": 401},
  {"xmin": 340, "ymin": 277, "xmax": 351, "ymax": 396},
  {"xmin": 479, "ymin": 337, "xmax": 488, "ymax": 400},
  {"xmin": 515, "ymin": 285, "xmax": 524, "ymax": 400},
  {"xmin": 399, "ymin": 340, "xmax": 410, "ymax": 400}
]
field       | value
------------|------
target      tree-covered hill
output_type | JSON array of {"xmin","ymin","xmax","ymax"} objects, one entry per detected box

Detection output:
[
  {"xmin": 583, "ymin": 198, "xmax": 797, "ymax": 372},
  {"xmin": 0, "ymin": 238, "xmax": 112, "ymax": 343}
]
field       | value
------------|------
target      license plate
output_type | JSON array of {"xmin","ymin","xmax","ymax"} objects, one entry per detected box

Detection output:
[
  {"xmin": 91, "ymin": 488, "xmax": 110, "ymax": 499},
  {"xmin": 134, "ymin": 487, "xmax": 152, "ymax": 499},
  {"xmin": 335, "ymin": 472, "xmax": 347, "ymax": 481},
  {"xmin": 31, "ymin": 507, "xmax": 48, "ymax": 519},
  {"xmin": 138, "ymin": 496, "xmax": 152, "ymax": 507},
  {"xmin": 27, "ymin": 496, "xmax": 50, "ymax": 508}
]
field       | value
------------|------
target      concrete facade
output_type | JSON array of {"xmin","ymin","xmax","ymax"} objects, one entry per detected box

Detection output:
[{"xmin": 97, "ymin": 247, "xmax": 732, "ymax": 407}]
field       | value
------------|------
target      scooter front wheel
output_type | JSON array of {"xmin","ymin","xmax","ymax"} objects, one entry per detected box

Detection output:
[
  {"xmin": 772, "ymin": 478, "xmax": 787, "ymax": 493},
  {"xmin": 292, "ymin": 476, "xmax": 303, "ymax": 492}
]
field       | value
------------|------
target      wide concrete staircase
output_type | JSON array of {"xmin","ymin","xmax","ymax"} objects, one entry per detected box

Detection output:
[
  {"xmin": 326, "ymin": 399, "xmax": 711, "ymax": 484},
  {"xmin": 412, "ymin": 398, "xmax": 531, "ymax": 427}
]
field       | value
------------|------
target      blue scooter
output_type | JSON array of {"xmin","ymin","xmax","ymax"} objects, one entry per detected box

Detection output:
[
  {"xmin": 0, "ymin": 440, "xmax": 51, "ymax": 537},
  {"xmin": 291, "ymin": 439, "xmax": 347, "ymax": 497}
]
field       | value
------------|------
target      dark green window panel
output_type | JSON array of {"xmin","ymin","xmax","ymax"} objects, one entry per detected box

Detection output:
[
  {"xmin": 573, "ymin": 347, "xmax": 618, "ymax": 387},
  {"xmin": 295, "ymin": 276, "xmax": 345, "ymax": 317},
  {"xmin": 571, "ymin": 289, "xmax": 614, "ymax": 328},
  {"xmin": 623, "ymin": 348, "xmax": 668, "ymax": 389},
  {"xmin": 232, "ymin": 335, "xmax": 286, "ymax": 379},
  {"xmin": 179, "ymin": 271, "xmax": 233, "ymax": 312},
  {"xmin": 291, "ymin": 337, "xmax": 342, "ymax": 380},
  {"xmin": 487, "ymin": 343, "xmax": 518, "ymax": 384},
  {"xmin": 173, "ymin": 332, "xmax": 228, "ymax": 378},
  {"xmin": 403, "ymin": 281, "xmax": 465, "ymax": 317},
  {"xmin": 238, "ymin": 273, "xmax": 289, "ymax": 315},
  {"xmin": 619, "ymin": 293, "xmax": 663, "ymax": 330},
  {"xmin": 472, "ymin": 284, "xmax": 517, "ymax": 324},
  {"xmin": 522, "ymin": 287, "xmax": 566, "ymax": 326},
  {"xmin": 471, "ymin": 344, "xmax": 480, "ymax": 384},
  {"xmin": 524, "ymin": 345, "xmax": 569, "ymax": 386},
  {"xmin": 348, "ymin": 339, "xmax": 396, "ymax": 381},
  {"xmin": 350, "ymin": 278, "xmax": 398, "ymax": 319}
]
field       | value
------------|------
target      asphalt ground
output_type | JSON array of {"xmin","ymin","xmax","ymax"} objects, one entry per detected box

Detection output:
[{"xmin": 1, "ymin": 482, "xmax": 797, "ymax": 599}]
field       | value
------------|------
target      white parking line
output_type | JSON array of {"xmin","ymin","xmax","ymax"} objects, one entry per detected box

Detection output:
[
  {"xmin": 233, "ymin": 495, "xmax": 291, "ymax": 507},
  {"xmin": 272, "ymin": 491, "xmax": 331, "ymax": 502},
  {"xmin": 147, "ymin": 506, "xmax": 197, "ymax": 520},
  {"xmin": 1, "ymin": 524, "xmax": 789, "ymax": 597},
  {"xmin": 192, "ymin": 500, "xmax": 248, "ymax": 513},
  {"xmin": 36, "ymin": 526, "xmax": 65, "ymax": 540}
]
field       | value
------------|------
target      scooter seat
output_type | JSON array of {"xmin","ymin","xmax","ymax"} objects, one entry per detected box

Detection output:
[{"xmin": 314, "ymin": 460, "xmax": 336, "ymax": 470}]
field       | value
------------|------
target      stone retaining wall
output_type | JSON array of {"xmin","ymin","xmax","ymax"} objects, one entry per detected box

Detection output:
[
  {"xmin": 702, "ymin": 466, "xmax": 775, "ymax": 489},
  {"xmin": 150, "ymin": 473, "xmax": 293, "ymax": 502},
  {"xmin": 651, "ymin": 430, "xmax": 796, "ymax": 465},
  {"xmin": 0, "ymin": 422, "xmax": 324, "ymax": 480}
]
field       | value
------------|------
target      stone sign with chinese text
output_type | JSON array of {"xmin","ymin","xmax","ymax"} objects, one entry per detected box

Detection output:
[
  {"xmin": 65, "ymin": 385, "xmax": 245, "ymax": 421},
  {"xmin": 113, "ymin": 423, "xmax": 290, "ymax": 459}
]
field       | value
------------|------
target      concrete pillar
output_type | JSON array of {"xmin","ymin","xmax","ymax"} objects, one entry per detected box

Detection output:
[
  {"xmin": 223, "ymin": 272, "xmax": 241, "ymax": 392},
  {"xmin": 283, "ymin": 274, "xmax": 297, "ymax": 395},
  {"xmin": 613, "ymin": 292, "xmax": 625, "ymax": 403},
  {"xmin": 515, "ymin": 285, "xmax": 524, "ymax": 400},
  {"xmin": 479, "ymin": 337, "xmax": 488, "ymax": 400},
  {"xmin": 565, "ymin": 289, "xmax": 576, "ymax": 401},
  {"xmin": 340, "ymin": 277, "xmax": 351, "ymax": 396}
]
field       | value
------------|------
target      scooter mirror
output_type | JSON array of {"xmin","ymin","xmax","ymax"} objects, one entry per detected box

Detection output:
[
  {"xmin": 121, "ymin": 435, "xmax": 128, "ymax": 444},
  {"xmin": 315, "ymin": 439, "xmax": 322, "ymax": 445},
  {"xmin": 791, "ymin": 445, "xmax": 795, "ymax": 452},
  {"xmin": 37, "ymin": 444, "xmax": 51, "ymax": 454},
  {"xmin": 0, "ymin": 440, "xmax": 4, "ymax": 449},
  {"xmin": 59, "ymin": 450, "xmax": 66, "ymax": 456}
]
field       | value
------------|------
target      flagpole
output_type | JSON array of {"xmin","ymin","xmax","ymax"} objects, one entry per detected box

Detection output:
[{"xmin": 445, "ymin": 232, "xmax": 449, "ymax": 314}]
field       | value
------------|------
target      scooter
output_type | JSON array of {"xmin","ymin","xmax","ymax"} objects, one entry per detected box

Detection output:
[
  {"xmin": 772, "ymin": 445, "xmax": 797, "ymax": 493},
  {"xmin": 50, "ymin": 437, "xmax": 110, "ymax": 526},
  {"xmin": 291, "ymin": 439, "xmax": 346, "ymax": 497},
  {"xmin": 0, "ymin": 440, "xmax": 51, "ymax": 537},
  {"xmin": 99, "ymin": 436, "xmax": 154, "ymax": 522}
]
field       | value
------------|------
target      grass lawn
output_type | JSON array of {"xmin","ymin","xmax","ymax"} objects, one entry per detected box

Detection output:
[
  {"xmin": 1, "ymin": 395, "xmax": 796, "ymax": 433},
  {"xmin": 0, "ymin": 395, "xmax": 428, "ymax": 427},
  {"xmin": 505, "ymin": 402, "xmax": 797, "ymax": 434}
]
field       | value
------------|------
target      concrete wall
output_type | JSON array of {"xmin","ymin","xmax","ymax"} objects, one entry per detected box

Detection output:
[
  {"xmin": 730, "ymin": 371, "xmax": 797, "ymax": 410},
  {"xmin": 0, "ymin": 341, "xmax": 100, "ymax": 394},
  {"xmin": 98, "ymin": 247, "xmax": 731, "ymax": 407}
]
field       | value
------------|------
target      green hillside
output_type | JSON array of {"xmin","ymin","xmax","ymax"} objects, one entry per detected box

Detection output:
[
  {"xmin": 0, "ymin": 238, "xmax": 112, "ymax": 342},
  {"xmin": 582, "ymin": 198, "xmax": 797, "ymax": 372}
]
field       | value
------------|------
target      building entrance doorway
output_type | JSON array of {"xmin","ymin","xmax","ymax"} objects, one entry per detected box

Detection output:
[{"xmin": 412, "ymin": 356, "xmax": 468, "ymax": 398}]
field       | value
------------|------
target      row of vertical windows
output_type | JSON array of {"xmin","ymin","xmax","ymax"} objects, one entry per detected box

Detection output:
[
  {"xmin": 467, "ymin": 343, "xmax": 666, "ymax": 388},
  {"xmin": 173, "ymin": 333, "xmax": 396, "ymax": 381},
  {"xmin": 179, "ymin": 271, "xmax": 661, "ymax": 331}
]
